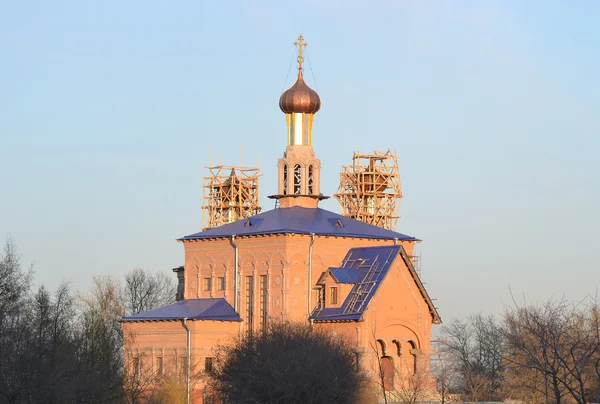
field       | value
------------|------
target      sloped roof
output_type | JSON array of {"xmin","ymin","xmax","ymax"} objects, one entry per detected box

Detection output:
[
  {"xmin": 311, "ymin": 245, "xmax": 401, "ymax": 322},
  {"xmin": 120, "ymin": 298, "xmax": 242, "ymax": 322},
  {"xmin": 180, "ymin": 207, "xmax": 419, "ymax": 241},
  {"xmin": 329, "ymin": 267, "xmax": 367, "ymax": 284},
  {"xmin": 311, "ymin": 245, "xmax": 441, "ymax": 323}
]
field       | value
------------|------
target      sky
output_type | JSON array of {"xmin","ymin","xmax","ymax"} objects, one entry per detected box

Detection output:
[{"xmin": 1, "ymin": 0, "xmax": 599, "ymax": 323}]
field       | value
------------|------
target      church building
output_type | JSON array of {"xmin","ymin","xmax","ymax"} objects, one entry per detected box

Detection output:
[{"xmin": 121, "ymin": 35, "xmax": 441, "ymax": 403}]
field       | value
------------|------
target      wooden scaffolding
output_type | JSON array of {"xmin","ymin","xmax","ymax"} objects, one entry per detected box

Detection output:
[
  {"xmin": 334, "ymin": 149, "xmax": 403, "ymax": 230},
  {"xmin": 202, "ymin": 165, "xmax": 261, "ymax": 230}
]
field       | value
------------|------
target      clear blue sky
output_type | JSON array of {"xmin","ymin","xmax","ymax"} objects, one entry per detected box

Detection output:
[{"xmin": 1, "ymin": 1, "xmax": 599, "ymax": 322}]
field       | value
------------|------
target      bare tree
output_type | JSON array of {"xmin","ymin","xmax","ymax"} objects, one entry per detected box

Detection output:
[
  {"xmin": 124, "ymin": 268, "xmax": 176, "ymax": 315},
  {"xmin": 148, "ymin": 377, "xmax": 187, "ymax": 404},
  {"xmin": 389, "ymin": 362, "xmax": 433, "ymax": 404},
  {"xmin": 0, "ymin": 237, "xmax": 34, "ymax": 404},
  {"xmin": 27, "ymin": 282, "xmax": 80, "ymax": 403},
  {"xmin": 209, "ymin": 321, "xmax": 367, "ymax": 404},
  {"xmin": 502, "ymin": 364, "xmax": 554, "ymax": 404},
  {"xmin": 122, "ymin": 348, "xmax": 162, "ymax": 404},
  {"xmin": 0, "ymin": 239, "xmax": 177, "ymax": 403},
  {"xmin": 370, "ymin": 328, "xmax": 436, "ymax": 404},
  {"xmin": 431, "ymin": 341, "xmax": 460, "ymax": 403},
  {"xmin": 441, "ymin": 314, "xmax": 505, "ymax": 401},
  {"xmin": 504, "ymin": 296, "xmax": 600, "ymax": 404},
  {"xmin": 0, "ymin": 236, "xmax": 32, "ymax": 325},
  {"xmin": 370, "ymin": 334, "xmax": 389, "ymax": 404},
  {"xmin": 75, "ymin": 275, "xmax": 126, "ymax": 403},
  {"xmin": 591, "ymin": 301, "xmax": 600, "ymax": 401}
]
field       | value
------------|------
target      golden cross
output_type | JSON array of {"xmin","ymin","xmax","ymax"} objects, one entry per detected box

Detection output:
[{"xmin": 294, "ymin": 34, "xmax": 307, "ymax": 71}]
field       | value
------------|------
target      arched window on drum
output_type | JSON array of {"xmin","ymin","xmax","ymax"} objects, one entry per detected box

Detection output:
[
  {"xmin": 293, "ymin": 164, "xmax": 301, "ymax": 195},
  {"xmin": 283, "ymin": 165, "xmax": 288, "ymax": 195}
]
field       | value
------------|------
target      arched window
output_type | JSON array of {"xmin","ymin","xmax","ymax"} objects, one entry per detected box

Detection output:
[
  {"xmin": 376, "ymin": 339, "xmax": 387, "ymax": 357},
  {"xmin": 293, "ymin": 164, "xmax": 301, "ymax": 195},
  {"xmin": 308, "ymin": 165, "xmax": 314, "ymax": 194},
  {"xmin": 407, "ymin": 340, "xmax": 417, "ymax": 375},
  {"xmin": 283, "ymin": 165, "xmax": 288, "ymax": 195},
  {"xmin": 381, "ymin": 356, "xmax": 394, "ymax": 391},
  {"xmin": 392, "ymin": 340, "xmax": 402, "ymax": 356},
  {"xmin": 376, "ymin": 339, "xmax": 394, "ymax": 389}
]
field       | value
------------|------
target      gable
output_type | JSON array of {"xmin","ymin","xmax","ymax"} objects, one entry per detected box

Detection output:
[
  {"xmin": 311, "ymin": 245, "xmax": 401, "ymax": 321},
  {"xmin": 310, "ymin": 245, "xmax": 441, "ymax": 324}
]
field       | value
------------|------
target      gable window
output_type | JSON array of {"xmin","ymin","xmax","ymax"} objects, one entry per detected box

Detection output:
[
  {"xmin": 217, "ymin": 277, "xmax": 225, "ymax": 291},
  {"xmin": 330, "ymin": 286, "xmax": 338, "ymax": 305},
  {"xmin": 204, "ymin": 277, "xmax": 212, "ymax": 291}
]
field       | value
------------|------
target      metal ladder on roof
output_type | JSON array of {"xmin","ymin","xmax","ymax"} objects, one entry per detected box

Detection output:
[
  {"xmin": 340, "ymin": 252, "xmax": 367, "ymax": 269},
  {"xmin": 342, "ymin": 256, "xmax": 382, "ymax": 314}
]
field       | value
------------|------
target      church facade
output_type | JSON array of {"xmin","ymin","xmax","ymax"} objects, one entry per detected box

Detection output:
[{"xmin": 121, "ymin": 36, "xmax": 441, "ymax": 403}]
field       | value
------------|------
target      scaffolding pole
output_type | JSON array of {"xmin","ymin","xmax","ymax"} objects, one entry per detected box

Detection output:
[
  {"xmin": 334, "ymin": 149, "xmax": 402, "ymax": 230},
  {"xmin": 202, "ymin": 165, "xmax": 262, "ymax": 230}
]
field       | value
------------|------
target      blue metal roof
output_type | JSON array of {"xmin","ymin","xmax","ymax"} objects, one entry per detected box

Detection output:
[
  {"xmin": 120, "ymin": 298, "xmax": 242, "ymax": 322},
  {"xmin": 329, "ymin": 267, "xmax": 366, "ymax": 284},
  {"xmin": 311, "ymin": 245, "xmax": 401, "ymax": 322},
  {"xmin": 180, "ymin": 207, "xmax": 419, "ymax": 241}
]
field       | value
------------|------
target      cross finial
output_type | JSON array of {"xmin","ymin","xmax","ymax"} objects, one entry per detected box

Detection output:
[{"xmin": 294, "ymin": 34, "xmax": 307, "ymax": 72}]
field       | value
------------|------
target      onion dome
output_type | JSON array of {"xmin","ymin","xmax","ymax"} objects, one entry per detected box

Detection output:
[{"xmin": 279, "ymin": 71, "xmax": 321, "ymax": 114}]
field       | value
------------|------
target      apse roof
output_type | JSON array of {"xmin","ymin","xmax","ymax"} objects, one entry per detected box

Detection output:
[
  {"xmin": 180, "ymin": 207, "xmax": 419, "ymax": 241},
  {"xmin": 120, "ymin": 298, "xmax": 242, "ymax": 322}
]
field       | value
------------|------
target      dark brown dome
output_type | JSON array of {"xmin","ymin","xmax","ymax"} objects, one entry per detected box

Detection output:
[{"xmin": 279, "ymin": 72, "xmax": 321, "ymax": 114}]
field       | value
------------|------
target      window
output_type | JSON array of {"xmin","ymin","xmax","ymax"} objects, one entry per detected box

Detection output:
[
  {"xmin": 407, "ymin": 340, "xmax": 417, "ymax": 375},
  {"xmin": 308, "ymin": 165, "xmax": 314, "ymax": 194},
  {"xmin": 318, "ymin": 287, "xmax": 325, "ymax": 309},
  {"xmin": 178, "ymin": 357, "xmax": 187, "ymax": 376},
  {"xmin": 293, "ymin": 164, "xmax": 301, "ymax": 194},
  {"xmin": 330, "ymin": 287, "xmax": 338, "ymax": 305},
  {"xmin": 392, "ymin": 340, "xmax": 402, "ymax": 356},
  {"xmin": 205, "ymin": 357, "xmax": 214, "ymax": 373},
  {"xmin": 283, "ymin": 165, "xmax": 288, "ymax": 195},
  {"xmin": 381, "ymin": 356, "xmax": 394, "ymax": 391},
  {"xmin": 132, "ymin": 357, "xmax": 140, "ymax": 375},
  {"xmin": 217, "ymin": 277, "xmax": 225, "ymax": 291},
  {"xmin": 246, "ymin": 276, "xmax": 254, "ymax": 332},
  {"xmin": 155, "ymin": 356, "xmax": 163, "ymax": 375},
  {"xmin": 204, "ymin": 277, "xmax": 212, "ymax": 291},
  {"xmin": 260, "ymin": 275, "xmax": 268, "ymax": 331}
]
